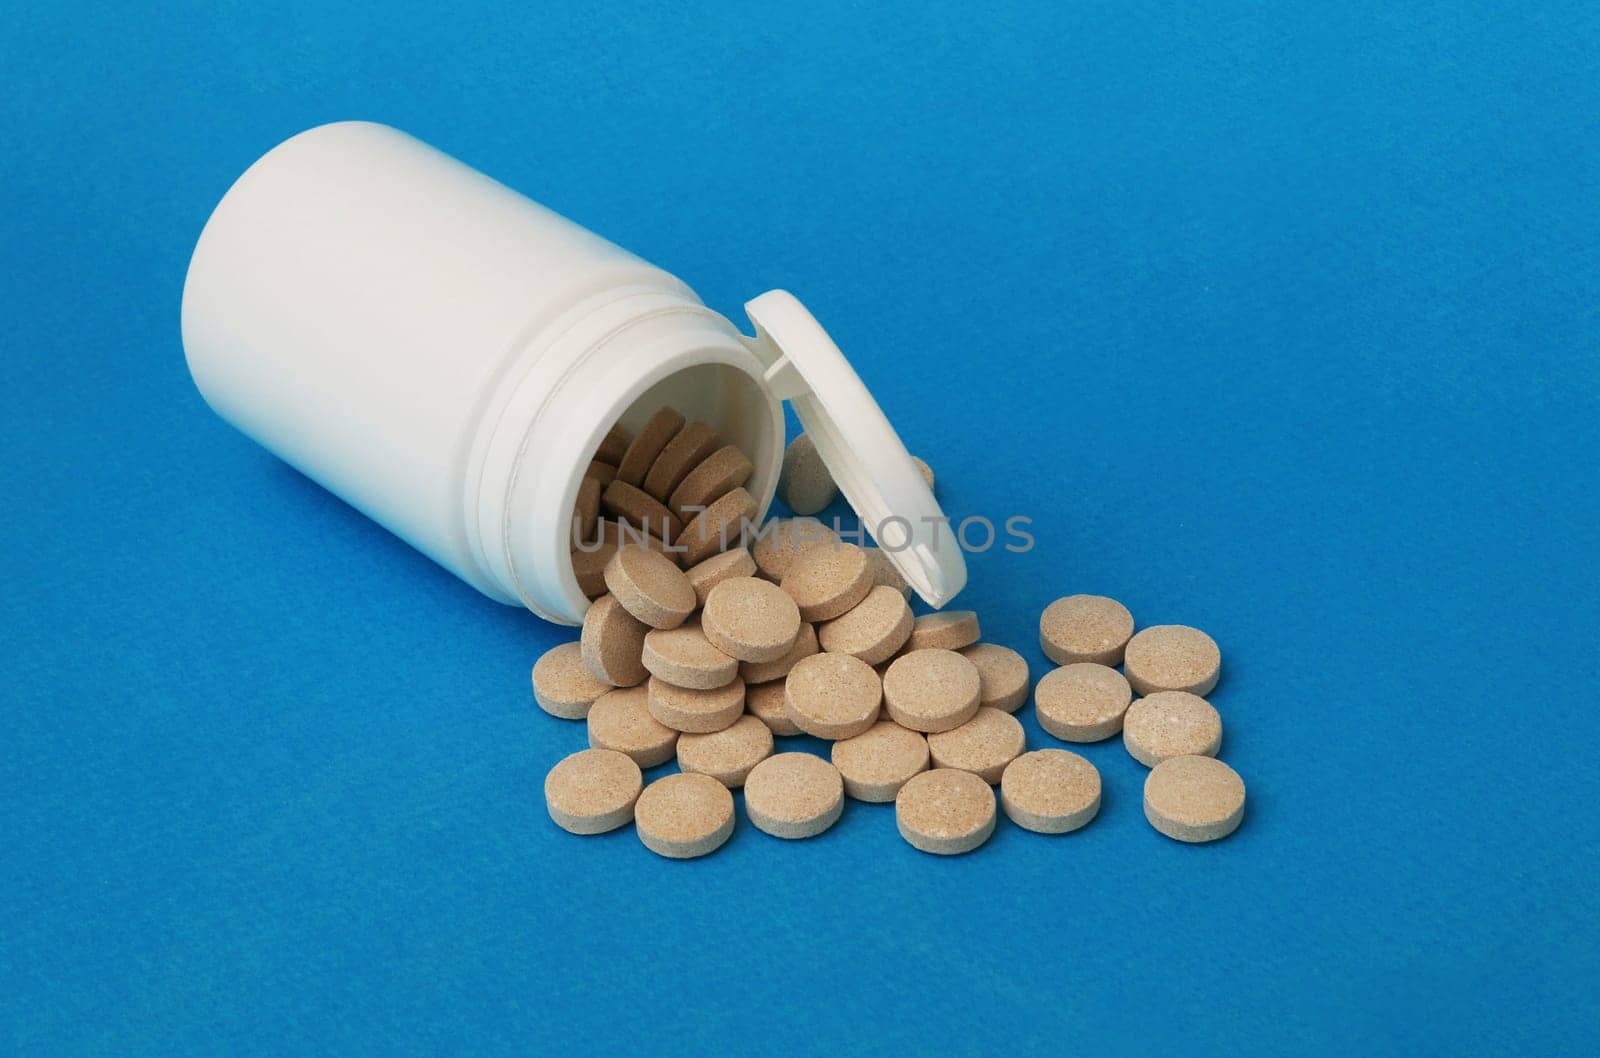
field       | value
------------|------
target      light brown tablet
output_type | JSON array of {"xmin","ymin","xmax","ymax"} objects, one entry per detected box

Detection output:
[
  {"xmin": 602, "ymin": 480, "xmax": 683, "ymax": 543},
  {"xmin": 779, "ymin": 433, "xmax": 837, "ymax": 515},
  {"xmin": 573, "ymin": 475, "xmax": 601, "ymax": 543},
  {"xmin": 641, "ymin": 621, "xmax": 738, "ymax": 690},
  {"xmin": 584, "ymin": 460, "xmax": 617, "ymax": 487},
  {"xmin": 817, "ymin": 585, "xmax": 913, "ymax": 664},
  {"xmin": 602, "ymin": 544, "xmax": 695, "ymax": 630},
  {"xmin": 863, "ymin": 546, "xmax": 912, "ymax": 598},
  {"xmin": 579, "ymin": 594, "xmax": 649, "ymax": 687},
  {"xmin": 674, "ymin": 487, "xmax": 758, "ymax": 566},
  {"xmin": 644, "ymin": 420, "xmax": 720, "ymax": 501},
  {"xmin": 1001, "ymin": 749, "xmax": 1101, "ymax": 834},
  {"xmin": 1123, "ymin": 691, "xmax": 1222, "ymax": 767},
  {"xmin": 684, "ymin": 547, "xmax": 757, "ymax": 607},
  {"xmin": 646, "ymin": 676, "xmax": 745, "ymax": 734},
  {"xmin": 677, "ymin": 714, "xmax": 775, "ymax": 788},
  {"xmin": 895, "ymin": 768, "xmax": 995, "ymax": 855},
  {"xmin": 544, "ymin": 748, "xmax": 643, "ymax": 835},
  {"xmin": 668, "ymin": 444, "xmax": 755, "ymax": 523},
  {"xmin": 910, "ymin": 455, "xmax": 935, "ymax": 490},
  {"xmin": 905, "ymin": 610, "xmax": 981, "ymax": 653},
  {"xmin": 571, "ymin": 538, "xmax": 617, "ymax": 599},
  {"xmin": 831, "ymin": 720, "xmax": 929, "ymax": 802},
  {"xmin": 635, "ymin": 772, "xmax": 735, "ymax": 858},
  {"xmin": 957, "ymin": 643, "xmax": 1031, "ymax": 713},
  {"xmin": 586, "ymin": 686, "xmax": 678, "ymax": 768},
  {"xmin": 739, "ymin": 621, "xmax": 818, "ymax": 685},
  {"xmin": 882, "ymin": 649, "xmax": 981, "ymax": 733},
  {"xmin": 781, "ymin": 541, "xmax": 873, "ymax": 622},
  {"xmin": 1039, "ymin": 595, "xmax": 1135, "ymax": 666},
  {"xmin": 595, "ymin": 423, "xmax": 630, "ymax": 466},
  {"xmin": 926, "ymin": 707, "xmax": 1026, "ymax": 784},
  {"xmin": 783, "ymin": 652, "xmax": 882, "ymax": 740},
  {"xmin": 616, "ymin": 406, "xmax": 685, "ymax": 487},
  {"xmin": 1035, "ymin": 663, "xmax": 1133, "ymax": 742},
  {"xmin": 700, "ymin": 575, "xmax": 802, "ymax": 663},
  {"xmin": 532, "ymin": 641, "xmax": 613, "ymax": 719},
  {"xmin": 1123, "ymin": 625, "xmax": 1222, "ymax": 696},
  {"xmin": 1143, "ymin": 755, "xmax": 1245, "ymax": 843},
  {"xmin": 745, "ymin": 679, "xmax": 801, "ymax": 736},
  {"xmin": 743, "ymin": 752, "xmax": 845, "ymax": 839},
  {"xmin": 751, "ymin": 517, "xmax": 838, "ymax": 581}
]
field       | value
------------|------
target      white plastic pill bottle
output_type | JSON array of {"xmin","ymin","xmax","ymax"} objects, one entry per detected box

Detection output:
[{"xmin": 182, "ymin": 122, "xmax": 964, "ymax": 624}]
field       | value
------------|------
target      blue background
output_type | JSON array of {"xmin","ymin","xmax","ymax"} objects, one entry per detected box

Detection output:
[{"xmin": 4, "ymin": 3, "xmax": 1597, "ymax": 1055}]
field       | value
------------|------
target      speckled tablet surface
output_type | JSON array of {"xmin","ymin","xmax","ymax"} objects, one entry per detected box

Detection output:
[
  {"xmin": 1000, "ymin": 749, "xmax": 1101, "ymax": 834},
  {"xmin": 1039, "ymin": 595, "xmax": 1135, "ymax": 666},
  {"xmin": 1122, "ymin": 691, "xmax": 1222, "ymax": 767},
  {"xmin": 532, "ymin": 641, "xmax": 614, "ymax": 720},
  {"xmin": 544, "ymin": 748, "xmax": 644, "ymax": 835},
  {"xmin": 634, "ymin": 772, "xmax": 735, "ymax": 859},
  {"xmin": 1123, "ymin": 625, "xmax": 1222, "ymax": 696},
  {"xmin": 743, "ymin": 753, "xmax": 845, "ymax": 839},
  {"xmin": 895, "ymin": 768, "xmax": 996, "ymax": 855},
  {"xmin": 1143, "ymin": 755, "xmax": 1245, "ymax": 843}
]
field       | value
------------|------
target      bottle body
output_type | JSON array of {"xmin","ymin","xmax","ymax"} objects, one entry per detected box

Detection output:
[{"xmin": 182, "ymin": 121, "xmax": 782, "ymax": 623}]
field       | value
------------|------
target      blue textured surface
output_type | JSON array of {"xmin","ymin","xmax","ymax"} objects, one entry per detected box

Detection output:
[{"xmin": 4, "ymin": 4, "xmax": 1597, "ymax": 1055}]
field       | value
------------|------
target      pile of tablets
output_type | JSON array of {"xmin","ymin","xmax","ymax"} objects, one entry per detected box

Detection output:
[{"xmin": 539, "ymin": 407, "xmax": 1246, "ymax": 857}]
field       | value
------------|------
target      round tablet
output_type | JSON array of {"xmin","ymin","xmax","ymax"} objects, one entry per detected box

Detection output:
[
  {"xmin": 603, "ymin": 544, "xmax": 696, "ymax": 629},
  {"xmin": 684, "ymin": 547, "xmax": 757, "ymax": 608},
  {"xmin": 643, "ymin": 420, "xmax": 720, "ymax": 501},
  {"xmin": 668, "ymin": 444, "xmax": 755, "ymax": 523},
  {"xmin": 779, "ymin": 433, "xmax": 838, "ymax": 515},
  {"xmin": 602, "ymin": 480, "xmax": 683, "ymax": 543},
  {"xmin": 700, "ymin": 576, "xmax": 802, "ymax": 663},
  {"xmin": 743, "ymin": 753, "xmax": 845, "ymax": 839},
  {"xmin": 532, "ymin": 641, "xmax": 613, "ymax": 719},
  {"xmin": 1143, "ymin": 755, "xmax": 1245, "ymax": 843},
  {"xmin": 641, "ymin": 621, "xmax": 739, "ymax": 690},
  {"xmin": 677, "ymin": 714, "xmax": 775, "ymax": 787},
  {"xmin": 594, "ymin": 422, "xmax": 631, "ymax": 466},
  {"xmin": 580, "ymin": 594, "xmax": 650, "ymax": 687},
  {"xmin": 674, "ymin": 487, "xmax": 759, "ymax": 567},
  {"xmin": 1000, "ymin": 749, "xmax": 1101, "ymax": 834},
  {"xmin": 782, "ymin": 652, "xmax": 882, "ymax": 739},
  {"xmin": 634, "ymin": 772, "xmax": 736, "ymax": 858},
  {"xmin": 910, "ymin": 455, "xmax": 935, "ymax": 490},
  {"xmin": 1039, "ymin": 594, "xmax": 1134, "ymax": 666},
  {"xmin": 831, "ymin": 721, "xmax": 929, "ymax": 802},
  {"xmin": 1123, "ymin": 625, "xmax": 1222, "ymax": 696},
  {"xmin": 1035, "ymin": 663, "xmax": 1133, "ymax": 742},
  {"xmin": 573, "ymin": 474, "xmax": 600, "ymax": 544},
  {"xmin": 781, "ymin": 542, "xmax": 873, "ymax": 622},
  {"xmin": 926, "ymin": 707, "xmax": 1026, "ymax": 784},
  {"xmin": 616, "ymin": 406, "xmax": 685, "ymax": 487},
  {"xmin": 746, "ymin": 678, "xmax": 802, "ymax": 736},
  {"xmin": 862, "ymin": 546, "xmax": 911, "ymax": 598},
  {"xmin": 905, "ymin": 610, "xmax": 981, "ymax": 652},
  {"xmin": 646, "ymin": 676, "xmax": 745, "ymax": 734},
  {"xmin": 586, "ymin": 686, "xmax": 679, "ymax": 767},
  {"xmin": 739, "ymin": 621, "xmax": 819, "ymax": 685},
  {"xmin": 1122, "ymin": 691, "xmax": 1222, "ymax": 767},
  {"xmin": 817, "ymin": 585, "xmax": 913, "ymax": 664},
  {"xmin": 544, "ymin": 748, "xmax": 643, "ymax": 835},
  {"xmin": 751, "ymin": 517, "xmax": 838, "ymax": 581},
  {"xmin": 957, "ymin": 643, "xmax": 1031, "ymax": 713},
  {"xmin": 895, "ymin": 768, "xmax": 996, "ymax": 855},
  {"xmin": 882, "ymin": 649, "xmax": 981, "ymax": 733},
  {"xmin": 571, "ymin": 536, "xmax": 618, "ymax": 599}
]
